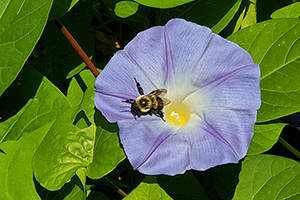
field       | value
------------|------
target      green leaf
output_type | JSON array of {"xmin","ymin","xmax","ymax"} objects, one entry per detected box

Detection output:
[
  {"xmin": 248, "ymin": 123, "xmax": 287, "ymax": 155},
  {"xmin": 86, "ymin": 112, "xmax": 125, "ymax": 179},
  {"xmin": 48, "ymin": 0, "xmax": 80, "ymax": 20},
  {"xmin": 0, "ymin": 0, "xmax": 53, "ymax": 96},
  {"xmin": 67, "ymin": 69, "xmax": 98, "ymax": 125},
  {"xmin": 271, "ymin": 2, "xmax": 300, "ymax": 19},
  {"xmin": 0, "ymin": 0, "xmax": 25, "ymax": 36},
  {"xmin": 32, "ymin": 68, "xmax": 124, "ymax": 190},
  {"xmin": 210, "ymin": 0, "xmax": 242, "ymax": 34},
  {"xmin": 66, "ymin": 56, "xmax": 93, "ymax": 79},
  {"xmin": 257, "ymin": 0, "xmax": 293, "ymax": 22},
  {"xmin": 233, "ymin": 154, "xmax": 300, "ymax": 200},
  {"xmin": 241, "ymin": 0, "xmax": 257, "ymax": 29},
  {"xmin": 33, "ymin": 108, "xmax": 96, "ymax": 191},
  {"xmin": 36, "ymin": 168, "xmax": 86, "ymax": 199},
  {"xmin": 0, "ymin": 126, "xmax": 50, "ymax": 200},
  {"xmin": 67, "ymin": 70, "xmax": 96, "ymax": 108},
  {"xmin": 115, "ymin": 1, "xmax": 139, "ymax": 18},
  {"xmin": 158, "ymin": 171, "xmax": 208, "ymax": 200},
  {"xmin": 134, "ymin": 0, "xmax": 195, "ymax": 9},
  {"xmin": 124, "ymin": 176, "xmax": 173, "ymax": 200},
  {"xmin": 232, "ymin": 6, "xmax": 246, "ymax": 33},
  {"xmin": 56, "ymin": 175, "xmax": 85, "ymax": 200},
  {"xmin": 157, "ymin": 0, "xmax": 242, "ymax": 34},
  {"xmin": 0, "ymin": 76, "xmax": 71, "ymax": 142},
  {"xmin": 0, "ymin": 64, "xmax": 44, "ymax": 122},
  {"xmin": 228, "ymin": 19, "xmax": 300, "ymax": 122},
  {"xmin": 102, "ymin": 0, "xmax": 150, "ymax": 30},
  {"xmin": 217, "ymin": 0, "xmax": 246, "ymax": 36}
]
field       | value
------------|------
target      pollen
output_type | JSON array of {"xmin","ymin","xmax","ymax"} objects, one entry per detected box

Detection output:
[{"xmin": 165, "ymin": 102, "xmax": 190, "ymax": 126}]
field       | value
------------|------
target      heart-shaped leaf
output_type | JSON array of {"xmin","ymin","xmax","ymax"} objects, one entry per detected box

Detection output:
[
  {"xmin": 233, "ymin": 154, "xmax": 300, "ymax": 199},
  {"xmin": 0, "ymin": 0, "xmax": 53, "ymax": 96},
  {"xmin": 228, "ymin": 19, "xmax": 300, "ymax": 122}
]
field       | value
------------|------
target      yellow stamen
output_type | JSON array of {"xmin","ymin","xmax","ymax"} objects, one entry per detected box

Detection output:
[{"xmin": 165, "ymin": 102, "xmax": 190, "ymax": 126}]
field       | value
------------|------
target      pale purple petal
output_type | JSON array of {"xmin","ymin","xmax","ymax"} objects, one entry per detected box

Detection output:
[
  {"xmin": 184, "ymin": 64, "xmax": 261, "ymax": 110},
  {"xmin": 117, "ymin": 118, "xmax": 173, "ymax": 168},
  {"xmin": 184, "ymin": 108, "xmax": 257, "ymax": 170},
  {"xmin": 118, "ymin": 119, "xmax": 191, "ymax": 175},
  {"xmin": 164, "ymin": 19, "xmax": 258, "ymax": 103}
]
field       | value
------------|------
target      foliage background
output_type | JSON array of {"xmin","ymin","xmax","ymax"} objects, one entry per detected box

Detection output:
[{"xmin": 0, "ymin": 0, "xmax": 300, "ymax": 199}]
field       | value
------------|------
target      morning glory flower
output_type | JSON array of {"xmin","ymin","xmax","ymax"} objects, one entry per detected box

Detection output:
[{"xmin": 94, "ymin": 18, "xmax": 261, "ymax": 175}]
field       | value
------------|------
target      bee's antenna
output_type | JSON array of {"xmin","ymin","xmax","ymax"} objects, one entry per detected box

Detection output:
[
  {"xmin": 134, "ymin": 77, "xmax": 144, "ymax": 95},
  {"xmin": 123, "ymin": 99, "xmax": 135, "ymax": 104}
]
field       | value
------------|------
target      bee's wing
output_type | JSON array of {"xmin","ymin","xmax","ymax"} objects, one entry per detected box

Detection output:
[
  {"xmin": 155, "ymin": 89, "xmax": 172, "ymax": 105},
  {"xmin": 150, "ymin": 89, "xmax": 171, "ymax": 106},
  {"xmin": 162, "ymin": 98, "xmax": 171, "ymax": 106},
  {"xmin": 150, "ymin": 89, "xmax": 167, "ymax": 97}
]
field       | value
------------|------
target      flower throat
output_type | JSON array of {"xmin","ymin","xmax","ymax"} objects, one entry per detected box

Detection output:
[{"xmin": 165, "ymin": 102, "xmax": 190, "ymax": 126}]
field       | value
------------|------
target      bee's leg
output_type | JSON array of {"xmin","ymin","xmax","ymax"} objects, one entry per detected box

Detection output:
[
  {"xmin": 123, "ymin": 99, "xmax": 135, "ymax": 104},
  {"xmin": 148, "ymin": 109, "xmax": 153, "ymax": 116},
  {"xmin": 134, "ymin": 78, "xmax": 144, "ymax": 95},
  {"xmin": 135, "ymin": 112, "xmax": 143, "ymax": 120},
  {"xmin": 152, "ymin": 110, "xmax": 166, "ymax": 122}
]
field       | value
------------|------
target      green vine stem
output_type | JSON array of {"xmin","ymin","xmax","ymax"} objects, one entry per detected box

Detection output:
[
  {"xmin": 279, "ymin": 136, "xmax": 300, "ymax": 159},
  {"xmin": 104, "ymin": 176, "xmax": 127, "ymax": 197}
]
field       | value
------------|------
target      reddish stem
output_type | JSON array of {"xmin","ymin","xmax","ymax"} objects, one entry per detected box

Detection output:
[{"xmin": 55, "ymin": 19, "xmax": 99, "ymax": 78}]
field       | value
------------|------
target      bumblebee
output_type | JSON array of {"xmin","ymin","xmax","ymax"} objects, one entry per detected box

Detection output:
[{"xmin": 123, "ymin": 78, "xmax": 171, "ymax": 121}]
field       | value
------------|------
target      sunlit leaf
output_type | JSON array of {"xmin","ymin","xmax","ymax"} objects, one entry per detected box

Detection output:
[
  {"xmin": 0, "ymin": 0, "xmax": 25, "ymax": 35},
  {"xmin": 233, "ymin": 154, "xmax": 300, "ymax": 199},
  {"xmin": 0, "ymin": 77, "xmax": 71, "ymax": 142},
  {"xmin": 102, "ymin": 0, "xmax": 150, "ymax": 30},
  {"xmin": 248, "ymin": 123, "xmax": 287, "ymax": 155},
  {"xmin": 124, "ymin": 176, "xmax": 172, "ymax": 200},
  {"xmin": 210, "ymin": 0, "xmax": 242, "ymax": 33},
  {"xmin": 0, "ymin": 127, "xmax": 50, "ymax": 199},
  {"xmin": 241, "ymin": 0, "xmax": 257, "ymax": 28},
  {"xmin": 228, "ymin": 18, "xmax": 300, "ymax": 122},
  {"xmin": 33, "ymin": 108, "xmax": 96, "ymax": 190},
  {"xmin": 86, "ymin": 112, "xmax": 126, "ymax": 179},
  {"xmin": 115, "ymin": 1, "xmax": 139, "ymax": 18},
  {"xmin": 134, "ymin": 0, "xmax": 195, "ymax": 9},
  {"xmin": 0, "ymin": 0, "xmax": 53, "ymax": 96},
  {"xmin": 67, "ymin": 70, "xmax": 96, "ymax": 108},
  {"xmin": 36, "ymin": 174, "xmax": 85, "ymax": 199},
  {"xmin": 0, "ymin": 64, "xmax": 44, "ymax": 122},
  {"xmin": 271, "ymin": 2, "xmax": 300, "ymax": 19}
]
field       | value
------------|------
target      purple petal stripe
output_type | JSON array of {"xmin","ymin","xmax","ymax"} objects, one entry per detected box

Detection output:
[{"xmin": 136, "ymin": 130, "xmax": 173, "ymax": 169}]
